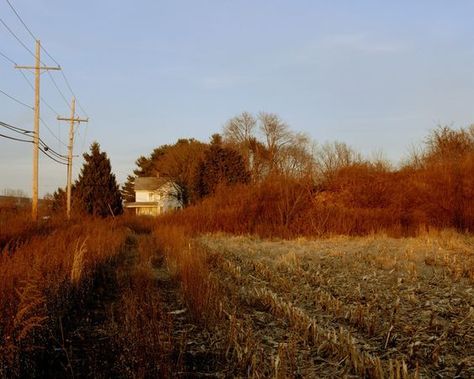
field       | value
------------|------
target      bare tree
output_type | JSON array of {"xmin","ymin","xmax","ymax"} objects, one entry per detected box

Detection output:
[
  {"xmin": 258, "ymin": 112, "xmax": 294, "ymax": 172},
  {"xmin": 223, "ymin": 112, "xmax": 258, "ymax": 176},
  {"xmin": 279, "ymin": 132, "xmax": 315, "ymax": 177},
  {"xmin": 223, "ymin": 112, "xmax": 257, "ymax": 144},
  {"xmin": 222, "ymin": 111, "xmax": 317, "ymax": 180},
  {"xmin": 315, "ymin": 141, "xmax": 362, "ymax": 182}
]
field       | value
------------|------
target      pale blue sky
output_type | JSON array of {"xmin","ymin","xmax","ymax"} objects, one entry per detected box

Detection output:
[{"xmin": 1, "ymin": 1, "xmax": 473, "ymax": 196}]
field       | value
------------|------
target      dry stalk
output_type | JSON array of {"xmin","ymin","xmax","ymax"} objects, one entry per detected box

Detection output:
[
  {"xmin": 251, "ymin": 286, "xmax": 417, "ymax": 378},
  {"xmin": 14, "ymin": 273, "xmax": 47, "ymax": 344},
  {"xmin": 70, "ymin": 238, "xmax": 88, "ymax": 286}
]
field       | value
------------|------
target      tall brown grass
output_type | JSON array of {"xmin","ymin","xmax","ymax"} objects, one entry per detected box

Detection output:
[
  {"xmin": 154, "ymin": 225, "xmax": 219, "ymax": 321},
  {"xmin": 0, "ymin": 215, "xmax": 128, "ymax": 377}
]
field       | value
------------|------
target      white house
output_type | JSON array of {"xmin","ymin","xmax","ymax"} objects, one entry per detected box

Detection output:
[{"xmin": 125, "ymin": 177, "xmax": 182, "ymax": 216}]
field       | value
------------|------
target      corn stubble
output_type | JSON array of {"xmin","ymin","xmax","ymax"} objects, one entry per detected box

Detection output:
[{"xmin": 197, "ymin": 232, "xmax": 473, "ymax": 378}]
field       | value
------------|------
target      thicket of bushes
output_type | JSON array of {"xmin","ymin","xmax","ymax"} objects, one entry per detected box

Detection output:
[{"xmin": 158, "ymin": 124, "xmax": 474, "ymax": 237}]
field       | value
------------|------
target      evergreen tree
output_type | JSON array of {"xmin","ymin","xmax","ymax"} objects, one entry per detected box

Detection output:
[
  {"xmin": 75, "ymin": 142, "xmax": 123, "ymax": 217},
  {"xmin": 51, "ymin": 187, "xmax": 66, "ymax": 213},
  {"xmin": 121, "ymin": 174, "xmax": 136, "ymax": 203},
  {"xmin": 192, "ymin": 135, "xmax": 250, "ymax": 200}
]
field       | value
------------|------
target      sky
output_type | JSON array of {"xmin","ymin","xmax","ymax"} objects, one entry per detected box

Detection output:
[{"xmin": 1, "ymin": 1, "xmax": 473, "ymax": 196}]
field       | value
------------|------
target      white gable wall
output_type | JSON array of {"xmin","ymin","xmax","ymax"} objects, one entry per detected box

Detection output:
[
  {"xmin": 134, "ymin": 182, "xmax": 182, "ymax": 215},
  {"xmin": 136, "ymin": 190, "xmax": 158, "ymax": 202}
]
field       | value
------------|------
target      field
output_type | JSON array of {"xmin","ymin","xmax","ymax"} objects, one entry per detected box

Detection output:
[
  {"xmin": 1, "ymin": 215, "xmax": 473, "ymax": 378},
  {"xmin": 198, "ymin": 232, "xmax": 474, "ymax": 377}
]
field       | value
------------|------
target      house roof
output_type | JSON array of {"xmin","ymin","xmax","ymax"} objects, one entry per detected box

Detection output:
[{"xmin": 134, "ymin": 176, "xmax": 168, "ymax": 191}]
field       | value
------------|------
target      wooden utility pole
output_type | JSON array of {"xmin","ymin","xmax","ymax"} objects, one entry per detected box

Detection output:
[
  {"xmin": 15, "ymin": 40, "xmax": 61, "ymax": 221},
  {"xmin": 57, "ymin": 98, "xmax": 88, "ymax": 219}
]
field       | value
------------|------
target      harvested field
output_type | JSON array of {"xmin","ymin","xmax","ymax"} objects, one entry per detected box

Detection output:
[
  {"xmin": 197, "ymin": 231, "xmax": 474, "ymax": 378},
  {"xmin": 1, "ymin": 217, "xmax": 472, "ymax": 378}
]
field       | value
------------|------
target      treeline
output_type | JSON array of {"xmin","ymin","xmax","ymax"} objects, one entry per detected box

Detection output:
[{"xmin": 126, "ymin": 112, "xmax": 474, "ymax": 236}]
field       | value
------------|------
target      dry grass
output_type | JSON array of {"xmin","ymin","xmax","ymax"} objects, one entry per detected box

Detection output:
[
  {"xmin": 0, "ymin": 215, "xmax": 128, "ymax": 377},
  {"xmin": 1, "ymin": 210, "xmax": 472, "ymax": 378},
  {"xmin": 109, "ymin": 233, "xmax": 175, "ymax": 377}
]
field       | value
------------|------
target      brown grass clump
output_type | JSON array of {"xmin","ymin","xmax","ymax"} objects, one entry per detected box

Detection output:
[{"xmin": 154, "ymin": 225, "xmax": 219, "ymax": 321}]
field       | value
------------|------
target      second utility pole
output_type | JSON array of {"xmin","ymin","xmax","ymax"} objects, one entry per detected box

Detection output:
[{"xmin": 57, "ymin": 98, "xmax": 88, "ymax": 219}]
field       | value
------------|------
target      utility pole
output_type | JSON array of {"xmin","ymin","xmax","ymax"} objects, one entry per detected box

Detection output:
[
  {"xmin": 15, "ymin": 40, "xmax": 61, "ymax": 221},
  {"xmin": 57, "ymin": 98, "xmax": 88, "ymax": 219}
]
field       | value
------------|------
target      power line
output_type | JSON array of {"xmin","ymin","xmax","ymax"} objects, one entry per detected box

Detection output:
[
  {"xmin": 0, "ymin": 8, "xmax": 68, "ymax": 118},
  {"xmin": 39, "ymin": 141, "xmax": 68, "ymax": 160},
  {"xmin": 4, "ymin": 0, "xmax": 36, "ymax": 40},
  {"xmin": 0, "ymin": 120, "xmax": 32, "ymax": 134},
  {"xmin": 39, "ymin": 138, "xmax": 67, "ymax": 159},
  {"xmin": 1, "ymin": 6, "xmax": 53, "ymax": 68},
  {"xmin": 46, "ymin": 70, "xmax": 71, "ymax": 110},
  {"xmin": 0, "ymin": 87, "xmax": 33, "ymax": 109},
  {"xmin": 0, "ymin": 132, "xmax": 32, "ymax": 143},
  {"xmin": 0, "ymin": 17, "xmax": 36, "ymax": 59},
  {"xmin": 17, "ymin": 67, "xmax": 62, "ymax": 116},
  {"xmin": 0, "ymin": 130, "xmax": 67, "ymax": 165},
  {"xmin": 1, "ymin": 74, "xmax": 67, "ymax": 148},
  {"xmin": 0, "ymin": 49, "xmax": 16, "ymax": 64},
  {"xmin": 60, "ymin": 71, "xmax": 89, "ymax": 117},
  {"xmin": 3, "ymin": 0, "xmax": 89, "ymax": 117},
  {"xmin": 39, "ymin": 146, "xmax": 67, "ymax": 165},
  {"xmin": 0, "ymin": 120, "xmax": 67, "ymax": 160},
  {"xmin": 0, "ymin": 36, "xmax": 65, "ymax": 122},
  {"xmin": 39, "ymin": 117, "xmax": 68, "ymax": 148},
  {"xmin": 1, "ymin": 76, "xmax": 68, "ymax": 151}
]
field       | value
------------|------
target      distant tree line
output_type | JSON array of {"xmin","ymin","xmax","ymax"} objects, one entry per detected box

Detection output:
[
  {"xmin": 122, "ymin": 112, "xmax": 315, "ymax": 205},
  {"xmin": 130, "ymin": 112, "xmax": 473, "ymax": 235},
  {"xmin": 54, "ymin": 111, "xmax": 473, "ymax": 233}
]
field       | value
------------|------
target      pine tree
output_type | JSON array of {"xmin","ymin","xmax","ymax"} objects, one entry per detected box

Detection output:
[
  {"xmin": 121, "ymin": 174, "xmax": 136, "ymax": 203},
  {"xmin": 192, "ymin": 135, "xmax": 250, "ymax": 200},
  {"xmin": 74, "ymin": 142, "xmax": 123, "ymax": 217}
]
